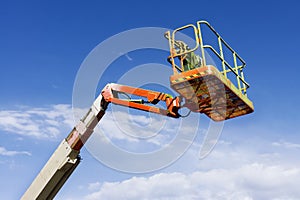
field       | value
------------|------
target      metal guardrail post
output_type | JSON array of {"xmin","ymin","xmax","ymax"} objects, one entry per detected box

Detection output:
[
  {"xmin": 218, "ymin": 36, "xmax": 227, "ymax": 78},
  {"xmin": 197, "ymin": 22, "xmax": 206, "ymax": 66},
  {"xmin": 233, "ymin": 53, "xmax": 242, "ymax": 92}
]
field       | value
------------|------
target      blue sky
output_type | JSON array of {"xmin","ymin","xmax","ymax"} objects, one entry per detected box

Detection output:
[{"xmin": 1, "ymin": 1, "xmax": 300, "ymax": 199}]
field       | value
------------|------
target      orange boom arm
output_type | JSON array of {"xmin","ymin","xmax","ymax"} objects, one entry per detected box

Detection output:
[{"xmin": 101, "ymin": 83, "xmax": 181, "ymax": 118}]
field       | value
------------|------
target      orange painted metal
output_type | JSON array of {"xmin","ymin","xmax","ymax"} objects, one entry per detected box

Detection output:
[
  {"xmin": 66, "ymin": 128, "xmax": 83, "ymax": 151},
  {"xmin": 170, "ymin": 65, "xmax": 254, "ymax": 121},
  {"xmin": 102, "ymin": 83, "xmax": 180, "ymax": 118}
]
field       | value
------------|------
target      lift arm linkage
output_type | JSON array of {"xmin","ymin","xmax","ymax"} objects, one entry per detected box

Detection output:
[{"xmin": 102, "ymin": 83, "xmax": 181, "ymax": 118}]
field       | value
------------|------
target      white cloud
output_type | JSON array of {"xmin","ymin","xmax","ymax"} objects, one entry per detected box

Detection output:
[
  {"xmin": 87, "ymin": 182, "xmax": 102, "ymax": 191},
  {"xmin": 0, "ymin": 104, "xmax": 74, "ymax": 139},
  {"xmin": 95, "ymin": 110, "xmax": 181, "ymax": 149},
  {"xmin": 0, "ymin": 103, "xmax": 197, "ymax": 160},
  {"xmin": 79, "ymin": 134, "xmax": 300, "ymax": 200},
  {"xmin": 272, "ymin": 141, "xmax": 300, "ymax": 149},
  {"xmin": 0, "ymin": 146, "xmax": 31, "ymax": 156},
  {"xmin": 0, "ymin": 103, "xmax": 198, "ymax": 150},
  {"xmin": 91, "ymin": 109, "xmax": 200, "ymax": 155},
  {"xmin": 83, "ymin": 163, "xmax": 300, "ymax": 200},
  {"xmin": 2, "ymin": 104, "xmax": 299, "ymax": 199},
  {"xmin": 100, "ymin": 110, "xmax": 175, "ymax": 141}
]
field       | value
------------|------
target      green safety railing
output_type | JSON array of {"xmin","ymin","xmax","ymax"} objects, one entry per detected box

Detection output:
[
  {"xmin": 166, "ymin": 20, "xmax": 250, "ymax": 96},
  {"xmin": 197, "ymin": 21, "xmax": 249, "ymax": 95}
]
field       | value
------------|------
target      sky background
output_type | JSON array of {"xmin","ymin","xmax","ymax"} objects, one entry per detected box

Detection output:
[{"xmin": 1, "ymin": 0, "xmax": 300, "ymax": 199}]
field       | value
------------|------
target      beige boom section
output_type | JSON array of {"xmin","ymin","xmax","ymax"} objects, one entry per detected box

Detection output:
[{"xmin": 21, "ymin": 94, "xmax": 107, "ymax": 200}]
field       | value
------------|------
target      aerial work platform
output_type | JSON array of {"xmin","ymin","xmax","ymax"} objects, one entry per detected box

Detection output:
[
  {"xmin": 170, "ymin": 65, "xmax": 253, "ymax": 121},
  {"xmin": 165, "ymin": 21, "xmax": 254, "ymax": 121},
  {"xmin": 22, "ymin": 20, "xmax": 254, "ymax": 200}
]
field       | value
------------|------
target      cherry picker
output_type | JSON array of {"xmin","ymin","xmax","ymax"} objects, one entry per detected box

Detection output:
[{"xmin": 21, "ymin": 21, "xmax": 253, "ymax": 199}]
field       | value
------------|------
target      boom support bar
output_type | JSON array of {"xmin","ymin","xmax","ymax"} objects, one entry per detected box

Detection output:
[
  {"xmin": 102, "ymin": 83, "xmax": 180, "ymax": 118},
  {"xmin": 21, "ymin": 95, "xmax": 109, "ymax": 200}
]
